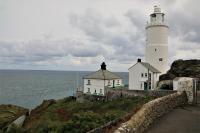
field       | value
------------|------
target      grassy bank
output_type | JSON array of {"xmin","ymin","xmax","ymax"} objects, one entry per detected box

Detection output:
[
  {"xmin": 23, "ymin": 96, "xmax": 152, "ymax": 133},
  {"xmin": 0, "ymin": 105, "xmax": 28, "ymax": 131}
]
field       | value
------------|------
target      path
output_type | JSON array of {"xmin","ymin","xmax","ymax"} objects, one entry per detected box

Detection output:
[{"xmin": 146, "ymin": 91, "xmax": 200, "ymax": 133}]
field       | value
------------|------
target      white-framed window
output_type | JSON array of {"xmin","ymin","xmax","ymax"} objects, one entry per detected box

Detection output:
[
  {"xmin": 87, "ymin": 88, "xmax": 90, "ymax": 93},
  {"xmin": 141, "ymin": 73, "xmax": 144, "ymax": 77},
  {"xmin": 87, "ymin": 80, "xmax": 91, "ymax": 85},
  {"xmin": 117, "ymin": 80, "xmax": 120, "ymax": 84},
  {"xmin": 108, "ymin": 80, "xmax": 110, "ymax": 86},
  {"xmin": 94, "ymin": 89, "xmax": 97, "ymax": 94},
  {"xmin": 145, "ymin": 73, "xmax": 147, "ymax": 77}
]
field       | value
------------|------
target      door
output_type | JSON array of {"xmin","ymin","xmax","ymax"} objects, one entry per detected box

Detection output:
[{"xmin": 144, "ymin": 82, "xmax": 148, "ymax": 90}]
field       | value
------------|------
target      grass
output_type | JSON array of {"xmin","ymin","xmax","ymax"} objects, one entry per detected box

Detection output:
[
  {"xmin": 0, "ymin": 105, "xmax": 28, "ymax": 130},
  {"xmin": 24, "ymin": 96, "xmax": 153, "ymax": 133}
]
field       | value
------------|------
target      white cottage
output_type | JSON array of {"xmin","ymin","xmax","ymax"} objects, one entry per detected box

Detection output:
[
  {"xmin": 83, "ymin": 62, "xmax": 123, "ymax": 96},
  {"xmin": 129, "ymin": 59, "xmax": 160, "ymax": 90}
]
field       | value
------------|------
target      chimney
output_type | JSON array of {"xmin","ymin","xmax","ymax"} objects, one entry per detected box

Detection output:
[
  {"xmin": 101, "ymin": 62, "xmax": 106, "ymax": 70},
  {"xmin": 137, "ymin": 58, "xmax": 141, "ymax": 62}
]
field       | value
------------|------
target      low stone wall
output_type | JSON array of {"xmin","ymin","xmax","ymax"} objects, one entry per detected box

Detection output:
[
  {"xmin": 107, "ymin": 89, "xmax": 176, "ymax": 101},
  {"xmin": 114, "ymin": 91, "xmax": 187, "ymax": 133},
  {"xmin": 76, "ymin": 89, "xmax": 176, "ymax": 103}
]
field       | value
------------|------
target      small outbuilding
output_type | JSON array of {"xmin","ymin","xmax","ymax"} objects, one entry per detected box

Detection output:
[{"xmin": 83, "ymin": 62, "xmax": 123, "ymax": 96}]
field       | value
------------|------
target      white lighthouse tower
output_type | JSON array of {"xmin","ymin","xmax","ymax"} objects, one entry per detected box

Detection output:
[{"xmin": 145, "ymin": 6, "xmax": 169, "ymax": 74}]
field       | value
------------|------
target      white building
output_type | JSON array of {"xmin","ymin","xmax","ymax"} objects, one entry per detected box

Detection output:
[
  {"xmin": 129, "ymin": 59, "xmax": 160, "ymax": 90},
  {"xmin": 129, "ymin": 6, "xmax": 169, "ymax": 90},
  {"xmin": 145, "ymin": 5, "xmax": 169, "ymax": 75},
  {"xmin": 83, "ymin": 62, "xmax": 123, "ymax": 96}
]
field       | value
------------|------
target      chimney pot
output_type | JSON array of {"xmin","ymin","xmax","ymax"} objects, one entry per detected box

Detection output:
[
  {"xmin": 137, "ymin": 58, "xmax": 141, "ymax": 62},
  {"xmin": 101, "ymin": 62, "xmax": 106, "ymax": 70}
]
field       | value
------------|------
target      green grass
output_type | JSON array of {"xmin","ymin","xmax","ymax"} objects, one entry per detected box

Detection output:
[
  {"xmin": 26, "ymin": 96, "xmax": 153, "ymax": 133},
  {"xmin": 0, "ymin": 105, "xmax": 28, "ymax": 130}
]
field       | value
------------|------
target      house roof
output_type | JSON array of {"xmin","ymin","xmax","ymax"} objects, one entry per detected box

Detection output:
[
  {"xmin": 129, "ymin": 62, "xmax": 160, "ymax": 73},
  {"xmin": 83, "ymin": 69, "xmax": 122, "ymax": 80}
]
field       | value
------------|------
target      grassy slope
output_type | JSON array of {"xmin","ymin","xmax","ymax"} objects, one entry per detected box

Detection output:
[
  {"xmin": 0, "ymin": 105, "xmax": 28, "ymax": 129},
  {"xmin": 24, "ymin": 96, "xmax": 152, "ymax": 133}
]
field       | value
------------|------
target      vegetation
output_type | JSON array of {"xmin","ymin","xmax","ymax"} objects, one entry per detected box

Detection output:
[
  {"xmin": 24, "ymin": 96, "xmax": 152, "ymax": 133},
  {"xmin": 0, "ymin": 105, "xmax": 28, "ymax": 131},
  {"xmin": 160, "ymin": 59, "xmax": 200, "ymax": 81}
]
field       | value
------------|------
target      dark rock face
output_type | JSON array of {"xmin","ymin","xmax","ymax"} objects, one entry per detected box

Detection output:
[{"xmin": 160, "ymin": 59, "xmax": 200, "ymax": 81}]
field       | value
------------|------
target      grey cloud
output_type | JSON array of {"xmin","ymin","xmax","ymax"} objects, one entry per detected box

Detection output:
[
  {"xmin": 68, "ymin": 9, "xmax": 145, "ymax": 63},
  {"xmin": 0, "ymin": 39, "xmax": 106, "ymax": 64}
]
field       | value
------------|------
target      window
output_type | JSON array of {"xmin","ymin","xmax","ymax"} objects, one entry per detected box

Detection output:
[
  {"xmin": 141, "ymin": 73, "xmax": 144, "ymax": 77},
  {"xmin": 149, "ymin": 73, "xmax": 151, "ymax": 80},
  {"xmin": 155, "ymin": 49, "xmax": 157, "ymax": 52},
  {"xmin": 100, "ymin": 89, "xmax": 102, "ymax": 94},
  {"xmin": 87, "ymin": 88, "xmax": 90, "ymax": 93},
  {"xmin": 159, "ymin": 58, "xmax": 163, "ymax": 61},
  {"xmin": 108, "ymin": 80, "xmax": 111, "ymax": 86},
  {"xmin": 87, "ymin": 80, "xmax": 91, "ymax": 85},
  {"xmin": 117, "ymin": 80, "xmax": 120, "ymax": 84},
  {"xmin": 145, "ymin": 73, "xmax": 147, "ymax": 77},
  {"xmin": 94, "ymin": 89, "xmax": 97, "ymax": 93}
]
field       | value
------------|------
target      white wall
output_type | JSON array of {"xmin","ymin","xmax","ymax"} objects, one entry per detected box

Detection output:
[
  {"xmin": 105, "ymin": 79, "xmax": 123, "ymax": 88},
  {"xmin": 146, "ymin": 26, "xmax": 168, "ymax": 45},
  {"xmin": 83, "ymin": 78, "xmax": 123, "ymax": 96},
  {"xmin": 173, "ymin": 77, "xmax": 195, "ymax": 103},
  {"xmin": 129, "ymin": 63, "xmax": 159, "ymax": 90},
  {"xmin": 145, "ymin": 45, "xmax": 168, "ymax": 75},
  {"xmin": 84, "ymin": 79, "xmax": 105, "ymax": 95}
]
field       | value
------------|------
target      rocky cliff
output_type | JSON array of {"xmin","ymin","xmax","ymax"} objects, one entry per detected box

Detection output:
[{"xmin": 160, "ymin": 59, "xmax": 200, "ymax": 81}]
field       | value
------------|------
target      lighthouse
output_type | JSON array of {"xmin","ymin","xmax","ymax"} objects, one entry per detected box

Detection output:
[{"xmin": 145, "ymin": 6, "xmax": 169, "ymax": 74}]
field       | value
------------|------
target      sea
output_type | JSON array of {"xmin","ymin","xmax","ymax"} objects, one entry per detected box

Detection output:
[{"xmin": 0, "ymin": 70, "xmax": 128, "ymax": 109}]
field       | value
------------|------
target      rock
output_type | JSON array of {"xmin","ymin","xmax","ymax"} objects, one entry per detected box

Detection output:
[
  {"xmin": 156, "ymin": 80, "xmax": 173, "ymax": 90},
  {"xmin": 159, "ymin": 59, "xmax": 200, "ymax": 81}
]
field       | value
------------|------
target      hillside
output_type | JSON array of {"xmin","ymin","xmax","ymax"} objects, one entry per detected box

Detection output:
[
  {"xmin": 160, "ymin": 59, "xmax": 200, "ymax": 81},
  {"xmin": 22, "ymin": 96, "xmax": 152, "ymax": 133},
  {"xmin": 0, "ymin": 105, "xmax": 28, "ymax": 131}
]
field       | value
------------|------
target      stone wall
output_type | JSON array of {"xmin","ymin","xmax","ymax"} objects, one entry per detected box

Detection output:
[
  {"xmin": 106, "ymin": 89, "xmax": 176, "ymax": 101},
  {"xmin": 76, "ymin": 89, "xmax": 176, "ymax": 103},
  {"xmin": 114, "ymin": 91, "xmax": 187, "ymax": 133}
]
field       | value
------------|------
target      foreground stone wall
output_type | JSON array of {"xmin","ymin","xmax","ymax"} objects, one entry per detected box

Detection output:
[{"xmin": 114, "ymin": 91, "xmax": 187, "ymax": 133}]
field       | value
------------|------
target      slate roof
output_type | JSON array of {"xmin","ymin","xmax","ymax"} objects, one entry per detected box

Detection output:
[
  {"xmin": 129, "ymin": 62, "xmax": 160, "ymax": 73},
  {"xmin": 140, "ymin": 62, "xmax": 160, "ymax": 73},
  {"xmin": 83, "ymin": 69, "xmax": 122, "ymax": 80}
]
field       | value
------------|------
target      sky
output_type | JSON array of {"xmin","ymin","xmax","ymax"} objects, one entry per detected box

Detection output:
[{"xmin": 0, "ymin": 0, "xmax": 199, "ymax": 72}]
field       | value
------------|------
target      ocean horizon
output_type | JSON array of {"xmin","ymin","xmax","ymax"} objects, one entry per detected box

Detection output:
[{"xmin": 0, "ymin": 70, "xmax": 128, "ymax": 109}]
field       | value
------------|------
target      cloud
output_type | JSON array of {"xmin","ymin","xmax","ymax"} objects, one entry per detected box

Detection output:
[
  {"xmin": 0, "ymin": 0, "xmax": 199, "ymax": 71},
  {"xmin": 68, "ymin": 9, "xmax": 145, "ymax": 63}
]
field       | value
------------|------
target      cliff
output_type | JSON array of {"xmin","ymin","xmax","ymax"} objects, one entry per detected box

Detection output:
[{"xmin": 160, "ymin": 59, "xmax": 200, "ymax": 81}]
